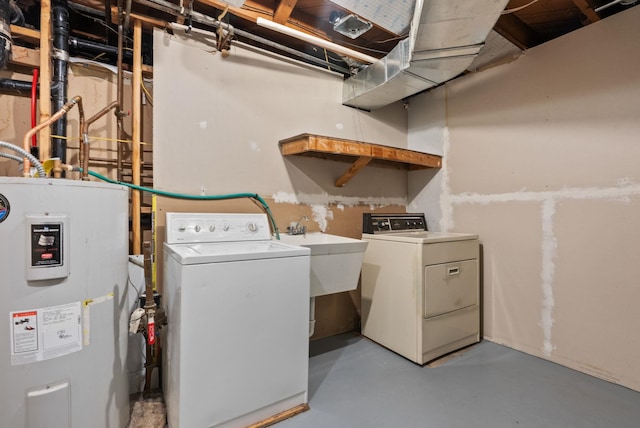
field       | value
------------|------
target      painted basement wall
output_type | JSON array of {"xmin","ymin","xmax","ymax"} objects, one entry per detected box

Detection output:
[
  {"xmin": 152, "ymin": 28, "xmax": 408, "ymax": 198},
  {"xmin": 408, "ymin": 7, "xmax": 640, "ymax": 391},
  {"xmin": 152, "ymin": 28, "xmax": 410, "ymax": 337}
]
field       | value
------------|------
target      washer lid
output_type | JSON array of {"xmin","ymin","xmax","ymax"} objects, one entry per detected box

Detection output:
[
  {"xmin": 164, "ymin": 240, "xmax": 310, "ymax": 264},
  {"xmin": 362, "ymin": 231, "xmax": 478, "ymax": 244}
]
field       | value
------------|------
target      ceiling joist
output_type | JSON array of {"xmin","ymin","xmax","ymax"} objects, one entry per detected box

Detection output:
[
  {"xmin": 274, "ymin": 0, "xmax": 299, "ymax": 24},
  {"xmin": 571, "ymin": 0, "xmax": 601, "ymax": 22}
]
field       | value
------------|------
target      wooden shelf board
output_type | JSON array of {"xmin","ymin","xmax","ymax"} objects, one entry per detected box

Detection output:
[{"xmin": 279, "ymin": 134, "xmax": 442, "ymax": 187}]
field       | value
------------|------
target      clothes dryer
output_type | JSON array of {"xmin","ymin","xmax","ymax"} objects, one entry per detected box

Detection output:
[{"xmin": 361, "ymin": 213, "xmax": 480, "ymax": 364}]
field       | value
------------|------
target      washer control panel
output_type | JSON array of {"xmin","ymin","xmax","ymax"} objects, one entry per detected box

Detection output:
[
  {"xmin": 363, "ymin": 213, "xmax": 427, "ymax": 234},
  {"xmin": 166, "ymin": 213, "xmax": 271, "ymax": 244}
]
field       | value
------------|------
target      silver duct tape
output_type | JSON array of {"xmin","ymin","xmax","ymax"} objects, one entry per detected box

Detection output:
[{"xmin": 52, "ymin": 47, "xmax": 70, "ymax": 61}]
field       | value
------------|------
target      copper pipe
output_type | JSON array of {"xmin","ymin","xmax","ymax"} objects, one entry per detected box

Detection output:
[
  {"xmin": 75, "ymin": 95, "xmax": 85, "ymax": 178},
  {"xmin": 80, "ymin": 100, "xmax": 119, "ymax": 180},
  {"xmin": 23, "ymin": 95, "xmax": 83, "ymax": 177}
]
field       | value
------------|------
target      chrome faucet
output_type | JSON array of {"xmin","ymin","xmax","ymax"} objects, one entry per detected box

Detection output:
[{"xmin": 287, "ymin": 215, "xmax": 309, "ymax": 235}]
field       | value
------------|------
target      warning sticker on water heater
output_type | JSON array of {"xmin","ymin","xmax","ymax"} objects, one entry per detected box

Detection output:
[{"xmin": 10, "ymin": 302, "xmax": 82, "ymax": 366}]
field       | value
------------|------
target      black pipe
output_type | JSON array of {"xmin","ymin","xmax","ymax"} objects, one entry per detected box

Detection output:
[
  {"xmin": 0, "ymin": 78, "xmax": 36, "ymax": 96},
  {"xmin": 69, "ymin": 36, "xmax": 133, "ymax": 61},
  {"xmin": 9, "ymin": 0, "xmax": 25, "ymax": 26},
  {"xmin": 0, "ymin": 0, "xmax": 11, "ymax": 69},
  {"xmin": 51, "ymin": 0, "xmax": 70, "ymax": 161}
]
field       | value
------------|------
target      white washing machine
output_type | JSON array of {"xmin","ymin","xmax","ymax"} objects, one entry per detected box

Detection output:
[
  {"xmin": 163, "ymin": 213, "xmax": 310, "ymax": 428},
  {"xmin": 361, "ymin": 213, "xmax": 480, "ymax": 364}
]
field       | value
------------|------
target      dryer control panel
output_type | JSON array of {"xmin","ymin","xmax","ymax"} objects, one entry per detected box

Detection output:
[{"xmin": 363, "ymin": 213, "xmax": 427, "ymax": 234}]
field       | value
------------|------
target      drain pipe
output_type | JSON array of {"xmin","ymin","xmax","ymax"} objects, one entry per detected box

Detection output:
[
  {"xmin": 69, "ymin": 36, "xmax": 133, "ymax": 62},
  {"xmin": 0, "ymin": 78, "xmax": 32, "ymax": 95},
  {"xmin": 51, "ymin": 0, "xmax": 70, "ymax": 162},
  {"xmin": 0, "ymin": 0, "xmax": 12, "ymax": 69},
  {"xmin": 0, "ymin": 0, "xmax": 34, "ymax": 94}
]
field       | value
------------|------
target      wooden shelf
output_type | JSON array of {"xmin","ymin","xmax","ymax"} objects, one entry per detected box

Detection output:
[{"xmin": 279, "ymin": 134, "xmax": 442, "ymax": 187}]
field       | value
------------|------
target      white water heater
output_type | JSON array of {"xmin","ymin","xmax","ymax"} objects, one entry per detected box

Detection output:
[{"xmin": 0, "ymin": 177, "xmax": 130, "ymax": 428}]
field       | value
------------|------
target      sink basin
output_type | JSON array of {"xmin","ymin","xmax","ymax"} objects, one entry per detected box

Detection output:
[{"xmin": 279, "ymin": 232, "xmax": 368, "ymax": 297}]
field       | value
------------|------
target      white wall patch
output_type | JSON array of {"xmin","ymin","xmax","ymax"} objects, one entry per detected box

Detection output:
[
  {"xmin": 249, "ymin": 141, "xmax": 260, "ymax": 152},
  {"xmin": 311, "ymin": 205, "xmax": 334, "ymax": 232},
  {"xmin": 272, "ymin": 191, "xmax": 406, "ymax": 207},
  {"xmin": 540, "ymin": 199, "xmax": 557, "ymax": 356},
  {"xmin": 439, "ymin": 128, "xmax": 454, "ymax": 232}
]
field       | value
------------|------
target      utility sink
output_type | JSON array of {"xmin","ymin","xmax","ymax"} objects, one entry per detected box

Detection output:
[{"xmin": 279, "ymin": 232, "xmax": 368, "ymax": 297}]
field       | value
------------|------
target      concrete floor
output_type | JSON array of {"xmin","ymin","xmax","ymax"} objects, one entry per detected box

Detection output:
[
  {"xmin": 138, "ymin": 333, "xmax": 640, "ymax": 427},
  {"xmin": 277, "ymin": 334, "xmax": 640, "ymax": 428}
]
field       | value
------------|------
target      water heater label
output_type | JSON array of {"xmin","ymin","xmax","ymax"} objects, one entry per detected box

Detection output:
[
  {"xmin": 30, "ymin": 223, "xmax": 63, "ymax": 267},
  {"xmin": 10, "ymin": 302, "xmax": 82, "ymax": 366},
  {"xmin": 26, "ymin": 215, "xmax": 69, "ymax": 281}
]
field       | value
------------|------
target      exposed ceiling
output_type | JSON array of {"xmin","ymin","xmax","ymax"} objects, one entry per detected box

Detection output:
[{"xmin": 10, "ymin": 0, "xmax": 640, "ymax": 77}]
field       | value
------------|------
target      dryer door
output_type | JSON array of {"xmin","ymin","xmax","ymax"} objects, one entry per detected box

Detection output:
[{"xmin": 424, "ymin": 259, "xmax": 478, "ymax": 318}]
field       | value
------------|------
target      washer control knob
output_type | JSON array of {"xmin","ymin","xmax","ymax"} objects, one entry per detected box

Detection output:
[
  {"xmin": 209, "ymin": 225, "xmax": 216, "ymax": 232},
  {"xmin": 178, "ymin": 226, "xmax": 186, "ymax": 232},
  {"xmin": 194, "ymin": 225, "xmax": 201, "ymax": 233},
  {"xmin": 247, "ymin": 222, "xmax": 258, "ymax": 233},
  {"xmin": 223, "ymin": 225, "xmax": 230, "ymax": 231}
]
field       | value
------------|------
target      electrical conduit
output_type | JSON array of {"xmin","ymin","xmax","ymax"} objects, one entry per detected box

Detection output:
[{"xmin": 0, "ymin": 140, "xmax": 45, "ymax": 177}]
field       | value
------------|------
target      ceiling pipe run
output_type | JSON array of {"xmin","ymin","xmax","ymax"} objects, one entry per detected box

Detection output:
[
  {"xmin": 138, "ymin": 0, "xmax": 352, "ymax": 74},
  {"xmin": 343, "ymin": 0, "xmax": 510, "ymax": 110},
  {"xmin": 255, "ymin": 17, "xmax": 378, "ymax": 64}
]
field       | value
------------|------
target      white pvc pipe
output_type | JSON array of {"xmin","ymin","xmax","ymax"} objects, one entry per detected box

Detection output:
[
  {"xmin": 594, "ymin": 0, "xmax": 629, "ymax": 12},
  {"xmin": 309, "ymin": 297, "xmax": 316, "ymax": 337},
  {"xmin": 256, "ymin": 17, "xmax": 378, "ymax": 64}
]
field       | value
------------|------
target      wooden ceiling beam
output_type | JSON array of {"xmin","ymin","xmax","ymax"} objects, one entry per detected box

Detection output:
[
  {"xmin": 494, "ymin": 13, "xmax": 543, "ymax": 50},
  {"xmin": 196, "ymin": 0, "xmax": 268, "ymax": 23},
  {"xmin": 274, "ymin": 0, "xmax": 299, "ymax": 24},
  {"xmin": 196, "ymin": 0, "xmax": 331, "ymax": 39},
  {"xmin": 10, "ymin": 25, "xmax": 40, "ymax": 44},
  {"xmin": 571, "ymin": 0, "xmax": 601, "ymax": 23},
  {"xmin": 9, "ymin": 45, "xmax": 40, "ymax": 68},
  {"xmin": 111, "ymin": 7, "xmax": 169, "ymax": 28}
]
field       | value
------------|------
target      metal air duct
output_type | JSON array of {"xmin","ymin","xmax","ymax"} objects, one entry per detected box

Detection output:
[{"xmin": 343, "ymin": 0, "xmax": 510, "ymax": 110}]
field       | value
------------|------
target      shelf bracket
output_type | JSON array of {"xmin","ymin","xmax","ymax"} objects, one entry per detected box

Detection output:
[{"xmin": 335, "ymin": 156, "xmax": 372, "ymax": 187}]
